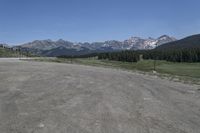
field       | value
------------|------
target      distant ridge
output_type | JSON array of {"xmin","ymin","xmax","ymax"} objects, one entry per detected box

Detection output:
[{"xmin": 156, "ymin": 34, "xmax": 200, "ymax": 50}]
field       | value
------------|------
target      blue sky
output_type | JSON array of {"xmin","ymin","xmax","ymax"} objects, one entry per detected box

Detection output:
[{"xmin": 0, "ymin": 0, "xmax": 200, "ymax": 45}]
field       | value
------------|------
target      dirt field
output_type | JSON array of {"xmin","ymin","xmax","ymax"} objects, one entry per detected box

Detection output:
[{"xmin": 0, "ymin": 58, "xmax": 200, "ymax": 133}]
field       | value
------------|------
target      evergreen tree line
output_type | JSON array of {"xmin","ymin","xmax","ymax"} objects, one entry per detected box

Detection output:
[
  {"xmin": 97, "ymin": 48, "xmax": 200, "ymax": 63},
  {"xmin": 57, "ymin": 53, "xmax": 99, "ymax": 59},
  {"xmin": 98, "ymin": 50, "xmax": 140, "ymax": 62}
]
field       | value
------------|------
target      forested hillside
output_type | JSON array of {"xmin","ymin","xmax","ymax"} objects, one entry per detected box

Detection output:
[{"xmin": 156, "ymin": 34, "xmax": 200, "ymax": 50}]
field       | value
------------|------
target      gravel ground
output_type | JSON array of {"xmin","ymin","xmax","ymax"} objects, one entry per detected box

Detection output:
[{"xmin": 0, "ymin": 58, "xmax": 200, "ymax": 133}]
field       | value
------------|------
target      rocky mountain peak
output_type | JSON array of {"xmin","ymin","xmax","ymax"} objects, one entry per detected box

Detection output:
[{"xmin": 15, "ymin": 35, "xmax": 176, "ymax": 56}]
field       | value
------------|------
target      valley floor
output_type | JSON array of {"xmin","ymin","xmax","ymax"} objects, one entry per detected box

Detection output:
[{"xmin": 0, "ymin": 58, "xmax": 200, "ymax": 133}]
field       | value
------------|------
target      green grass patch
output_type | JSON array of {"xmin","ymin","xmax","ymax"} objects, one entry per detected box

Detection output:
[{"xmin": 157, "ymin": 62, "xmax": 200, "ymax": 78}]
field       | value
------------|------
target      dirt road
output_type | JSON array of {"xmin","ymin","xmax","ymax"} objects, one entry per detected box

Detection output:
[{"xmin": 0, "ymin": 58, "xmax": 200, "ymax": 133}]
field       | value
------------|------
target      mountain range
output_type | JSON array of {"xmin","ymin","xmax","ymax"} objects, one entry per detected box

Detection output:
[{"xmin": 11, "ymin": 35, "xmax": 176, "ymax": 56}]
